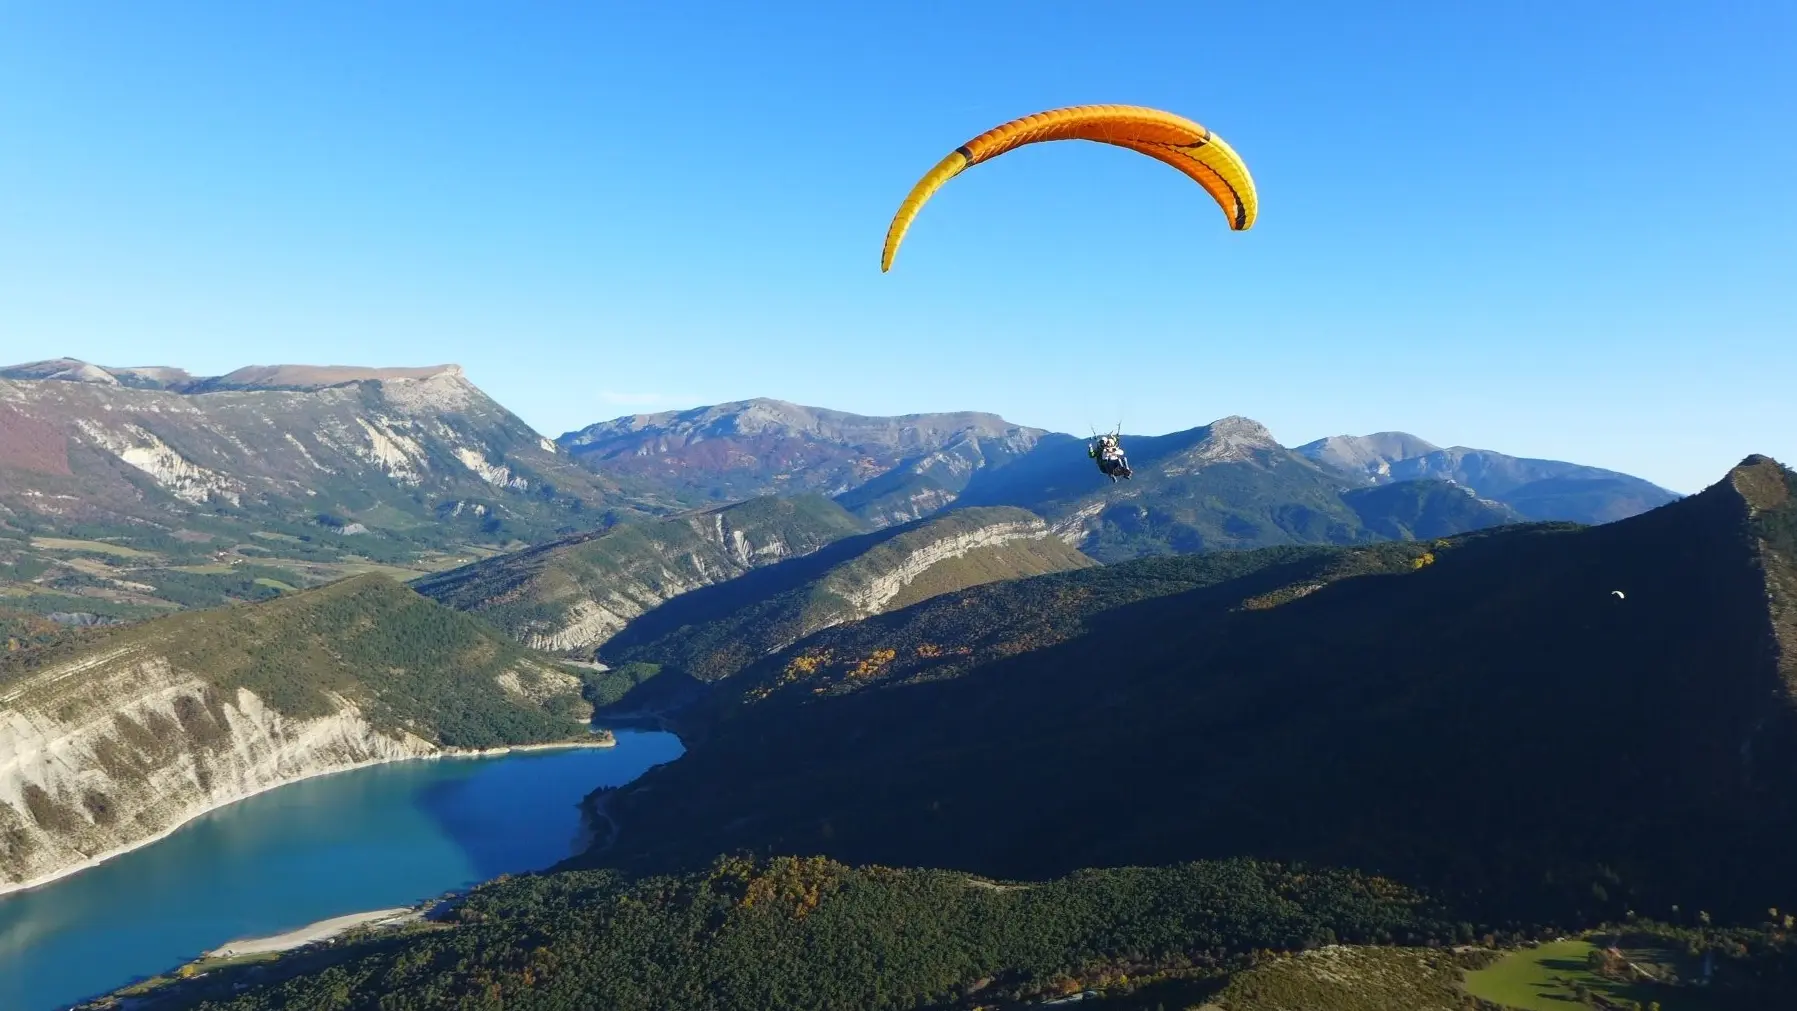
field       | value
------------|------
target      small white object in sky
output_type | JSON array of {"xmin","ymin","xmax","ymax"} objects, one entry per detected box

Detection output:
[{"xmin": 1612, "ymin": 590, "xmax": 1626, "ymax": 599}]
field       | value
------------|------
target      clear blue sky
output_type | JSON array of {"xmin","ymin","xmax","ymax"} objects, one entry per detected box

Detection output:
[{"xmin": 2, "ymin": 2, "xmax": 1791, "ymax": 493}]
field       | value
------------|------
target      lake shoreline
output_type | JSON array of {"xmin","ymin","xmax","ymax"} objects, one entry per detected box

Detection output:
[
  {"xmin": 205, "ymin": 906, "xmax": 422, "ymax": 958},
  {"xmin": 0, "ymin": 733, "xmax": 616, "ymax": 901}
]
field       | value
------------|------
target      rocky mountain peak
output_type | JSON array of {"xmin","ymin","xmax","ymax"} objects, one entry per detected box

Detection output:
[
  {"xmin": 1296, "ymin": 431, "xmax": 1442, "ymax": 479},
  {"xmin": 1726, "ymin": 454, "xmax": 1791, "ymax": 513},
  {"xmin": 1203, "ymin": 415, "xmax": 1278, "ymax": 445},
  {"xmin": 1177, "ymin": 415, "xmax": 1281, "ymax": 465}
]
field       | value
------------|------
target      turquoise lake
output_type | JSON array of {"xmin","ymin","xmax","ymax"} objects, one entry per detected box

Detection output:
[{"xmin": 0, "ymin": 729, "xmax": 684, "ymax": 1011}]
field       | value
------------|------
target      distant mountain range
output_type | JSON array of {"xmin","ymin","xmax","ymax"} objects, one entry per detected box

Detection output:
[
  {"xmin": 1297, "ymin": 431, "xmax": 1682, "ymax": 523},
  {"xmin": 558, "ymin": 400, "xmax": 1673, "ymax": 562},
  {"xmin": 563, "ymin": 400, "xmax": 1679, "ymax": 542},
  {"xmin": 0, "ymin": 360, "xmax": 1682, "ymax": 623},
  {"xmin": 0, "ymin": 358, "xmax": 685, "ymax": 618},
  {"xmin": 559, "ymin": 398, "xmax": 1046, "ymax": 526}
]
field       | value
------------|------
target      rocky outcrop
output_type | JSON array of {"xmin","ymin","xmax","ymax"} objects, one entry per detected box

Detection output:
[
  {"xmin": 1731, "ymin": 456, "xmax": 1796, "ymax": 692},
  {"xmin": 1156, "ymin": 416, "xmax": 1282, "ymax": 474},
  {"xmin": 604, "ymin": 506, "xmax": 1097, "ymax": 682},
  {"xmin": 0, "ymin": 648, "xmax": 607, "ymax": 893},
  {"xmin": 0, "ymin": 573, "xmax": 607, "ymax": 893},
  {"xmin": 414, "ymin": 495, "xmax": 869, "ymax": 656},
  {"xmin": 834, "ymin": 518, "xmax": 1057, "ymax": 615},
  {"xmin": 0, "ymin": 646, "xmax": 439, "ymax": 894}
]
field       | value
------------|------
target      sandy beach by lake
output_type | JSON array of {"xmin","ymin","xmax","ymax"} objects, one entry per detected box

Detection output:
[{"xmin": 206, "ymin": 907, "xmax": 418, "ymax": 957}]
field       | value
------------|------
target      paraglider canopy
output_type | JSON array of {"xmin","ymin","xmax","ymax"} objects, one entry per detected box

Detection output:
[{"xmin": 881, "ymin": 104, "xmax": 1259, "ymax": 272}]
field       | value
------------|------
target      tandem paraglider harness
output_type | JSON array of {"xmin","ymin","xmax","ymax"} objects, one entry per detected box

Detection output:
[{"xmin": 1089, "ymin": 434, "xmax": 1132, "ymax": 482}]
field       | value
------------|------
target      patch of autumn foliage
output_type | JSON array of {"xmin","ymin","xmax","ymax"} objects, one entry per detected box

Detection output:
[
  {"xmin": 848, "ymin": 648, "xmax": 896, "ymax": 678},
  {"xmin": 785, "ymin": 650, "xmax": 832, "ymax": 677},
  {"xmin": 712, "ymin": 854, "xmax": 844, "ymax": 920}
]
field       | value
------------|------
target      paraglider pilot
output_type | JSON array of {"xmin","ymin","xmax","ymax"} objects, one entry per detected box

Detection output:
[{"xmin": 1089, "ymin": 433, "xmax": 1132, "ymax": 482}]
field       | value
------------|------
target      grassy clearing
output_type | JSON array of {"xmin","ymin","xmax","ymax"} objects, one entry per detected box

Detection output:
[
  {"xmin": 59, "ymin": 556, "xmax": 128, "ymax": 578},
  {"xmin": 171, "ymin": 563, "xmax": 237, "ymax": 574},
  {"xmin": 254, "ymin": 577, "xmax": 298, "ymax": 592},
  {"xmin": 195, "ymin": 950, "xmax": 284, "ymax": 971},
  {"xmin": 1464, "ymin": 940, "xmax": 1598, "ymax": 1009},
  {"xmin": 30, "ymin": 536, "xmax": 153, "ymax": 557},
  {"xmin": 413, "ymin": 551, "xmax": 492, "ymax": 572},
  {"xmin": 326, "ymin": 560, "xmax": 433, "ymax": 581},
  {"xmin": 355, "ymin": 502, "xmax": 430, "ymax": 530},
  {"xmin": 250, "ymin": 530, "xmax": 304, "ymax": 543},
  {"xmin": 1463, "ymin": 938, "xmax": 1707, "ymax": 1010}
]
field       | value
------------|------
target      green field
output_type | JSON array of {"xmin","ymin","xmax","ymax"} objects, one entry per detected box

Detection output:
[
  {"xmin": 1463, "ymin": 938, "xmax": 1702, "ymax": 1010},
  {"xmin": 30, "ymin": 536, "xmax": 154, "ymax": 557}
]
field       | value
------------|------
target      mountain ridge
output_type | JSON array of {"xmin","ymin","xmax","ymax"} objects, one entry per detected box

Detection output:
[
  {"xmin": 561, "ymin": 398, "xmax": 1678, "ymax": 556},
  {"xmin": 0, "ymin": 359, "xmax": 680, "ymax": 618},
  {"xmin": 410, "ymin": 494, "xmax": 870, "ymax": 656},
  {"xmin": 557, "ymin": 397, "xmax": 1047, "ymax": 521},
  {"xmin": 1, "ymin": 358, "xmax": 467, "ymax": 393},
  {"xmin": 599, "ymin": 504, "xmax": 1097, "ymax": 684},
  {"xmin": 1297, "ymin": 430, "xmax": 1682, "ymax": 523}
]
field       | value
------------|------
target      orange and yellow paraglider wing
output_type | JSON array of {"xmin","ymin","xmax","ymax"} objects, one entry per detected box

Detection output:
[
  {"xmin": 1105, "ymin": 134, "xmax": 1257, "ymax": 231},
  {"xmin": 880, "ymin": 104, "xmax": 1257, "ymax": 272},
  {"xmin": 881, "ymin": 150, "xmax": 972, "ymax": 275}
]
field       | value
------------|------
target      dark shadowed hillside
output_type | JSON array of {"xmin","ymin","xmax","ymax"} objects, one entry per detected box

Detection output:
[
  {"xmin": 1341, "ymin": 479, "xmax": 1524, "ymax": 540},
  {"xmin": 586, "ymin": 456, "xmax": 1797, "ymax": 924}
]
